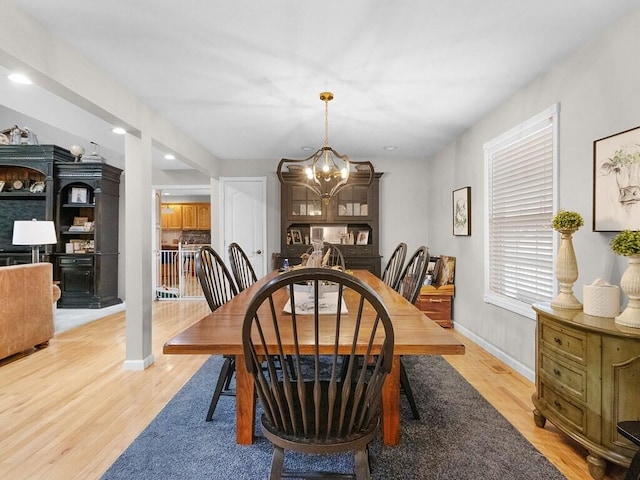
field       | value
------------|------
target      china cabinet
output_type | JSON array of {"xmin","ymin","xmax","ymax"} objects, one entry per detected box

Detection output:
[
  {"xmin": 278, "ymin": 172, "xmax": 382, "ymax": 275},
  {"xmin": 532, "ymin": 304, "xmax": 640, "ymax": 479}
]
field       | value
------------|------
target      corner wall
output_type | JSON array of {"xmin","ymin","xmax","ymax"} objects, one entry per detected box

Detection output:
[{"xmin": 427, "ymin": 7, "xmax": 640, "ymax": 378}]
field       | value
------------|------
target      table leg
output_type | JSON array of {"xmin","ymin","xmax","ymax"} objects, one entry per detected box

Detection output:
[
  {"xmin": 381, "ymin": 355, "xmax": 401, "ymax": 445},
  {"xmin": 234, "ymin": 353, "xmax": 256, "ymax": 444}
]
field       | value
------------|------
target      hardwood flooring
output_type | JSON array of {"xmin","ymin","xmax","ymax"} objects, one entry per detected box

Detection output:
[{"xmin": 0, "ymin": 301, "xmax": 629, "ymax": 479}]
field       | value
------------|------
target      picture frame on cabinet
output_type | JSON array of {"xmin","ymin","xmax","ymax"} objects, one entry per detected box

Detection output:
[
  {"xmin": 290, "ymin": 229, "xmax": 302, "ymax": 244},
  {"xmin": 593, "ymin": 125, "xmax": 640, "ymax": 231},
  {"xmin": 356, "ymin": 230, "xmax": 369, "ymax": 245},
  {"xmin": 0, "ymin": 181, "xmax": 4, "ymax": 192},
  {"xmin": 452, "ymin": 186, "xmax": 471, "ymax": 236},
  {"xmin": 69, "ymin": 187, "xmax": 88, "ymax": 204}
]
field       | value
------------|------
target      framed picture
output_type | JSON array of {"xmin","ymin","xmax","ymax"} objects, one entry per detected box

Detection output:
[
  {"xmin": 424, "ymin": 256, "xmax": 441, "ymax": 285},
  {"xmin": 69, "ymin": 187, "xmax": 88, "ymax": 204},
  {"xmin": 593, "ymin": 125, "xmax": 640, "ymax": 231},
  {"xmin": 0, "ymin": 180, "xmax": 4, "ymax": 192},
  {"xmin": 290, "ymin": 229, "xmax": 302, "ymax": 244},
  {"xmin": 435, "ymin": 255, "xmax": 456, "ymax": 287},
  {"xmin": 452, "ymin": 186, "xmax": 471, "ymax": 236},
  {"xmin": 356, "ymin": 230, "xmax": 369, "ymax": 245}
]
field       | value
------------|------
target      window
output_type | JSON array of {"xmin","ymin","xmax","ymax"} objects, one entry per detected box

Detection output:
[{"xmin": 484, "ymin": 104, "xmax": 559, "ymax": 319}]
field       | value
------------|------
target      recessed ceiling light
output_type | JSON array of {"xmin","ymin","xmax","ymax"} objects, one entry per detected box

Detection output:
[
  {"xmin": 8, "ymin": 73, "xmax": 33, "ymax": 85},
  {"xmin": 301, "ymin": 146, "xmax": 314, "ymax": 151},
  {"xmin": 382, "ymin": 145, "xmax": 397, "ymax": 151},
  {"xmin": 164, "ymin": 153, "xmax": 176, "ymax": 160},
  {"xmin": 112, "ymin": 126, "xmax": 126, "ymax": 135},
  {"xmin": 163, "ymin": 192, "xmax": 171, "ymax": 195}
]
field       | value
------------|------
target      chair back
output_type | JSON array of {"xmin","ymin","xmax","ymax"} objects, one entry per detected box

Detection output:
[
  {"xmin": 228, "ymin": 242, "xmax": 257, "ymax": 292},
  {"xmin": 396, "ymin": 246, "xmax": 429, "ymax": 304},
  {"xmin": 305, "ymin": 243, "xmax": 346, "ymax": 269},
  {"xmin": 381, "ymin": 242, "xmax": 407, "ymax": 290},
  {"xmin": 242, "ymin": 268, "xmax": 394, "ymax": 444},
  {"xmin": 195, "ymin": 245, "xmax": 238, "ymax": 312}
]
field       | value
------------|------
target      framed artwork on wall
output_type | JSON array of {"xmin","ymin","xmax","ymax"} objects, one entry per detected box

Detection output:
[
  {"xmin": 593, "ymin": 125, "xmax": 640, "ymax": 231},
  {"xmin": 452, "ymin": 186, "xmax": 471, "ymax": 236}
]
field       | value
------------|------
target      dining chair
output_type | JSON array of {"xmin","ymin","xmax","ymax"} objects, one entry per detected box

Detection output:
[
  {"xmin": 242, "ymin": 268, "xmax": 394, "ymax": 480},
  {"xmin": 381, "ymin": 242, "xmax": 407, "ymax": 290},
  {"xmin": 228, "ymin": 242, "xmax": 257, "ymax": 292},
  {"xmin": 394, "ymin": 245, "xmax": 430, "ymax": 420},
  {"xmin": 305, "ymin": 242, "xmax": 346, "ymax": 269},
  {"xmin": 618, "ymin": 421, "xmax": 640, "ymax": 480},
  {"xmin": 195, "ymin": 245, "xmax": 239, "ymax": 422}
]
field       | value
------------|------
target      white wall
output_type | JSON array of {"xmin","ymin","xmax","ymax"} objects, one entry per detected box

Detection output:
[
  {"xmin": 217, "ymin": 158, "xmax": 429, "ymax": 269},
  {"xmin": 427, "ymin": 7, "xmax": 640, "ymax": 378}
]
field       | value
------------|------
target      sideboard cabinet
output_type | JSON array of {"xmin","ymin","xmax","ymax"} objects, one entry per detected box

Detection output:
[
  {"xmin": 53, "ymin": 162, "xmax": 122, "ymax": 308},
  {"xmin": 278, "ymin": 172, "xmax": 383, "ymax": 276},
  {"xmin": 532, "ymin": 305, "xmax": 640, "ymax": 479}
]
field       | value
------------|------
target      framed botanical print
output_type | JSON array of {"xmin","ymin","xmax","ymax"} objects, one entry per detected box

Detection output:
[
  {"xmin": 452, "ymin": 187, "xmax": 471, "ymax": 236},
  {"xmin": 593, "ymin": 125, "xmax": 640, "ymax": 231}
]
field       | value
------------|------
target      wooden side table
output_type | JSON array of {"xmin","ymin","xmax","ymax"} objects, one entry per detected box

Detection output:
[{"xmin": 415, "ymin": 284, "xmax": 454, "ymax": 328}]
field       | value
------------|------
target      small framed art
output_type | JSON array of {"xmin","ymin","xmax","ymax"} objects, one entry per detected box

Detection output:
[
  {"xmin": 290, "ymin": 229, "xmax": 302, "ymax": 244},
  {"xmin": 356, "ymin": 230, "xmax": 369, "ymax": 245},
  {"xmin": 452, "ymin": 186, "xmax": 471, "ymax": 236},
  {"xmin": 69, "ymin": 187, "xmax": 89, "ymax": 204}
]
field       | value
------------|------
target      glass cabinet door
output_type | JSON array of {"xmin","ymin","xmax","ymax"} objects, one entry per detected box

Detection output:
[
  {"xmin": 287, "ymin": 185, "xmax": 325, "ymax": 220},
  {"xmin": 334, "ymin": 185, "xmax": 371, "ymax": 220}
]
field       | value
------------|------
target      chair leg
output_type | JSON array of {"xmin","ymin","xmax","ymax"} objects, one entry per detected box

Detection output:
[
  {"xmin": 206, "ymin": 357, "xmax": 234, "ymax": 422},
  {"xmin": 223, "ymin": 358, "xmax": 236, "ymax": 390},
  {"xmin": 400, "ymin": 359, "xmax": 420, "ymax": 420},
  {"xmin": 270, "ymin": 446, "xmax": 285, "ymax": 480},
  {"xmin": 354, "ymin": 447, "xmax": 371, "ymax": 480}
]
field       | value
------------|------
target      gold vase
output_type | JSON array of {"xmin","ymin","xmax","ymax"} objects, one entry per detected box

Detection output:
[
  {"xmin": 615, "ymin": 254, "xmax": 640, "ymax": 328},
  {"xmin": 550, "ymin": 229, "xmax": 582, "ymax": 310}
]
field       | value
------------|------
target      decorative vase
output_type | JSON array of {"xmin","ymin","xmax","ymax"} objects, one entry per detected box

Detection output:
[
  {"xmin": 550, "ymin": 229, "xmax": 583, "ymax": 310},
  {"xmin": 615, "ymin": 254, "xmax": 640, "ymax": 328}
]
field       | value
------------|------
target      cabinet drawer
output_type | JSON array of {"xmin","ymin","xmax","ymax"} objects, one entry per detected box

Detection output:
[
  {"xmin": 540, "ymin": 381, "xmax": 586, "ymax": 434},
  {"xmin": 539, "ymin": 351, "xmax": 586, "ymax": 401},
  {"xmin": 58, "ymin": 256, "xmax": 93, "ymax": 266},
  {"xmin": 416, "ymin": 296, "xmax": 451, "ymax": 320},
  {"xmin": 540, "ymin": 320, "xmax": 587, "ymax": 364}
]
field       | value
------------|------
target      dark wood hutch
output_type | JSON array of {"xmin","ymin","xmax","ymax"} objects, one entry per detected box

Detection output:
[
  {"xmin": 0, "ymin": 145, "xmax": 122, "ymax": 308},
  {"xmin": 278, "ymin": 171, "xmax": 383, "ymax": 276}
]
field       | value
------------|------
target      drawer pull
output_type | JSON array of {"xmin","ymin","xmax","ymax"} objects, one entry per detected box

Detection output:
[
  {"xmin": 554, "ymin": 337, "xmax": 563, "ymax": 345},
  {"xmin": 553, "ymin": 368, "xmax": 561, "ymax": 377},
  {"xmin": 554, "ymin": 400, "xmax": 563, "ymax": 410},
  {"xmin": 429, "ymin": 299, "xmax": 443, "ymax": 303}
]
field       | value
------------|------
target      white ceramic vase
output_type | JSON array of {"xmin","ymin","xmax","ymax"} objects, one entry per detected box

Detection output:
[
  {"xmin": 550, "ymin": 229, "xmax": 583, "ymax": 310},
  {"xmin": 615, "ymin": 254, "xmax": 640, "ymax": 328}
]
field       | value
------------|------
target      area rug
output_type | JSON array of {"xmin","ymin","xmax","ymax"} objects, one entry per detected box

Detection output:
[{"xmin": 101, "ymin": 355, "xmax": 566, "ymax": 479}]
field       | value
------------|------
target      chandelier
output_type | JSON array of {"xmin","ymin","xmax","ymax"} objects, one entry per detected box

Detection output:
[{"xmin": 277, "ymin": 92, "xmax": 374, "ymax": 204}]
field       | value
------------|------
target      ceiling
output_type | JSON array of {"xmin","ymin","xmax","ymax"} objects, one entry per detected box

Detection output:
[{"xmin": 6, "ymin": 0, "xmax": 640, "ymax": 166}]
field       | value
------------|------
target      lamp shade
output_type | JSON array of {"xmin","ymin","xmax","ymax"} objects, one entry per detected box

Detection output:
[{"xmin": 12, "ymin": 219, "xmax": 57, "ymax": 246}]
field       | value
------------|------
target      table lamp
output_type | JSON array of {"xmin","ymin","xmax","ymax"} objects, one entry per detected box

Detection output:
[{"xmin": 12, "ymin": 219, "xmax": 58, "ymax": 263}]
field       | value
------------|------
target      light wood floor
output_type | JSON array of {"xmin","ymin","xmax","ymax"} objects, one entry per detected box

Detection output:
[{"xmin": 0, "ymin": 301, "xmax": 628, "ymax": 480}]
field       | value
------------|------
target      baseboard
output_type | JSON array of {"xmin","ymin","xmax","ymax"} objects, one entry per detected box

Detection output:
[
  {"xmin": 453, "ymin": 322, "xmax": 535, "ymax": 382},
  {"xmin": 123, "ymin": 354, "xmax": 155, "ymax": 371}
]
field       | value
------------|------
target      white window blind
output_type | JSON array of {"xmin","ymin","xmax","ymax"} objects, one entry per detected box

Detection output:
[{"xmin": 484, "ymin": 104, "xmax": 558, "ymax": 319}]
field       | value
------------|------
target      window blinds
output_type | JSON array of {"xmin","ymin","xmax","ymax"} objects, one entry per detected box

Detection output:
[{"xmin": 485, "ymin": 108, "xmax": 557, "ymax": 315}]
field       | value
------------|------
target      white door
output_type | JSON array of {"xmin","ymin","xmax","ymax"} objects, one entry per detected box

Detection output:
[{"xmin": 220, "ymin": 177, "xmax": 267, "ymax": 278}]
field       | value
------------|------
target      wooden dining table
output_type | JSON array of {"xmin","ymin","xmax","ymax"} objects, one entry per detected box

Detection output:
[{"xmin": 163, "ymin": 269, "xmax": 465, "ymax": 446}]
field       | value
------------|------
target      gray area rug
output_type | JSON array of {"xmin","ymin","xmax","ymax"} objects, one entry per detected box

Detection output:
[{"xmin": 102, "ymin": 355, "xmax": 566, "ymax": 479}]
